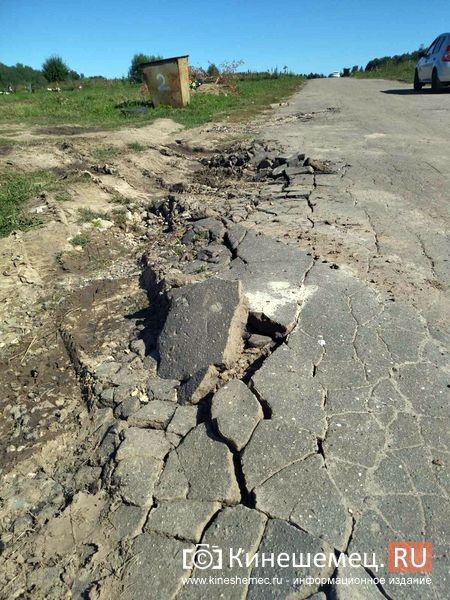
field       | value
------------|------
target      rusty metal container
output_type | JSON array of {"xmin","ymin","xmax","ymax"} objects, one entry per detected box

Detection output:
[{"xmin": 141, "ymin": 55, "xmax": 190, "ymax": 108}]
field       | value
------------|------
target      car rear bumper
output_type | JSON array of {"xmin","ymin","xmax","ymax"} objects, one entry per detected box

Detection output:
[{"xmin": 437, "ymin": 62, "xmax": 450, "ymax": 83}]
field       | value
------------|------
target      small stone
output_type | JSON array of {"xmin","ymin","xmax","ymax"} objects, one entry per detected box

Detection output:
[
  {"xmin": 129, "ymin": 355, "xmax": 144, "ymax": 370},
  {"xmin": 127, "ymin": 400, "xmax": 176, "ymax": 429},
  {"xmin": 130, "ymin": 338, "xmax": 146, "ymax": 358},
  {"xmin": 164, "ymin": 270, "xmax": 199, "ymax": 288},
  {"xmin": 247, "ymin": 333, "xmax": 273, "ymax": 348},
  {"xmin": 110, "ymin": 365, "xmax": 147, "ymax": 387},
  {"xmin": 115, "ymin": 397, "xmax": 141, "ymax": 419},
  {"xmin": 13, "ymin": 515, "xmax": 33, "ymax": 535},
  {"xmin": 99, "ymin": 387, "xmax": 115, "ymax": 406},
  {"xmin": 258, "ymin": 158, "xmax": 273, "ymax": 170},
  {"xmin": 147, "ymin": 378, "xmax": 179, "ymax": 402},
  {"xmin": 182, "ymin": 229, "xmax": 196, "ymax": 245},
  {"xmin": 211, "ymin": 380, "xmax": 263, "ymax": 450},
  {"xmin": 95, "ymin": 361, "xmax": 121, "ymax": 381},
  {"xmin": 271, "ymin": 163, "xmax": 287, "ymax": 177},
  {"xmin": 192, "ymin": 217, "xmax": 225, "ymax": 241},
  {"xmin": 197, "ymin": 243, "xmax": 232, "ymax": 266},
  {"xmin": 142, "ymin": 354, "xmax": 158, "ymax": 375},
  {"xmin": 97, "ymin": 428, "xmax": 120, "ymax": 465},
  {"xmin": 114, "ymin": 384, "xmax": 137, "ymax": 404}
]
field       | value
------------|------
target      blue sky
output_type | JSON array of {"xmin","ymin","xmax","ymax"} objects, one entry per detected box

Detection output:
[{"xmin": 1, "ymin": 0, "xmax": 449, "ymax": 77}]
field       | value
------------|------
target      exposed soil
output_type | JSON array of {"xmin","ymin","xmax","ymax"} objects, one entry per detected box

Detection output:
[{"xmin": 34, "ymin": 126, "xmax": 105, "ymax": 136}]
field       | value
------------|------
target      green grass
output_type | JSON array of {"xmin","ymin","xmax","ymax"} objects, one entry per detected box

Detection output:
[
  {"xmin": 110, "ymin": 193, "xmax": 133, "ymax": 205},
  {"xmin": 55, "ymin": 190, "xmax": 71, "ymax": 202},
  {"xmin": 0, "ymin": 170, "xmax": 59, "ymax": 237},
  {"xmin": 0, "ymin": 76, "xmax": 304, "ymax": 130},
  {"xmin": 0, "ymin": 137, "xmax": 17, "ymax": 146},
  {"xmin": 92, "ymin": 144, "xmax": 123, "ymax": 161},
  {"xmin": 77, "ymin": 207, "xmax": 107, "ymax": 222},
  {"xmin": 70, "ymin": 233, "xmax": 90, "ymax": 248},
  {"xmin": 353, "ymin": 60, "xmax": 416, "ymax": 84},
  {"xmin": 127, "ymin": 142, "xmax": 146, "ymax": 152},
  {"xmin": 110, "ymin": 207, "xmax": 128, "ymax": 227},
  {"xmin": 194, "ymin": 264, "xmax": 208, "ymax": 274}
]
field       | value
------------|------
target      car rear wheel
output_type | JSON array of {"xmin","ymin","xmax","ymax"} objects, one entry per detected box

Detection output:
[
  {"xmin": 414, "ymin": 69, "xmax": 423, "ymax": 91},
  {"xmin": 431, "ymin": 68, "xmax": 442, "ymax": 92}
]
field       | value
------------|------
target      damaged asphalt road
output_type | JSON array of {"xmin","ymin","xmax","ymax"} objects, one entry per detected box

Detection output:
[
  {"xmin": 1, "ymin": 79, "xmax": 449, "ymax": 600},
  {"xmin": 261, "ymin": 78, "xmax": 450, "ymax": 347}
]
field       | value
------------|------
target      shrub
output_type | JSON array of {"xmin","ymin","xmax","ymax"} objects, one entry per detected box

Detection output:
[{"xmin": 42, "ymin": 55, "xmax": 70, "ymax": 83}]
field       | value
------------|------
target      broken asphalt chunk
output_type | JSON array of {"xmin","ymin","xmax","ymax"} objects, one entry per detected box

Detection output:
[{"xmin": 158, "ymin": 278, "xmax": 248, "ymax": 396}]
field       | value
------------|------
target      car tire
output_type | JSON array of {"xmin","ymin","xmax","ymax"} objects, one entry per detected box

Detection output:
[
  {"xmin": 414, "ymin": 70, "xmax": 423, "ymax": 91},
  {"xmin": 431, "ymin": 68, "xmax": 442, "ymax": 92}
]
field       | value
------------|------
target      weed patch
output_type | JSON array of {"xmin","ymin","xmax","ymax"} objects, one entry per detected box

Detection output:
[
  {"xmin": 110, "ymin": 193, "xmax": 133, "ymax": 206},
  {"xmin": 0, "ymin": 170, "xmax": 58, "ymax": 237},
  {"xmin": 55, "ymin": 190, "xmax": 71, "ymax": 202},
  {"xmin": 70, "ymin": 233, "xmax": 90, "ymax": 248},
  {"xmin": 77, "ymin": 207, "xmax": 107, "ymax": 222},
  {"xmin": 92, "ymin": 145, "xmax": 123, "ymax": 161},
  {"xmin": 127, "ymin": 142, "xmax": 146, "ymax": 152},
  {"xmin": 110, "ymin": 207, "xmax": 128, "ymax": 227}
]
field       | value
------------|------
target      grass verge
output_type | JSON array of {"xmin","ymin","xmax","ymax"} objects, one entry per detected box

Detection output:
[
  {"xmin": 0, "ymin": 76, "xmax": 304, "ymax": 130},
  {"xmin": 353, "ymin": 61, "xmax": 415, "ymax": 84},
  {"xmin": 0, "ymin": 170, "xmax": 59, "ymax": 237}
]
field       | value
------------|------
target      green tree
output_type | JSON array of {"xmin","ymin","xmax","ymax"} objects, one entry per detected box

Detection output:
[
  {"xmin": 128, "ymin": 53, "xmax": 163, "ymax": 83},
  {"xmin": 0, "ymin": 62, "xmax": 46, "ymax": 88},
  {"xmin": 42, "ymin": 55, "xmax": 70, "ymax": 83},
  {"xmin": 206, "ymin": 63, "xmax": 220, "ymax": 77}
]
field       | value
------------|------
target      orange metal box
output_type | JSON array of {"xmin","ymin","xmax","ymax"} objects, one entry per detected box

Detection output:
[{"xmin": 141, "ymin": 55, "xmax": 190, "ymax": 108}]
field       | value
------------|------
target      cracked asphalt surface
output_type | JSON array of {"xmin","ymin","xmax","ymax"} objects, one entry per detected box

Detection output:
[
  {"xmin": 1, "ymin": 79, "xmax": 449, "ymax": 599},
  {"xmin": 262, "ymin": 78, "xmax": 449, "ymax": 345}
]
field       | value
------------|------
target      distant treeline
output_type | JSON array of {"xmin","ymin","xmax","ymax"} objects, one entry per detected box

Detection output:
[
  {"xmin": 0, "ymin": 62, "xmax": 47, "ymax": 87},
  {"xmin": 364, "ymin": 49, "xmax": 422, "ymax": 72}
]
